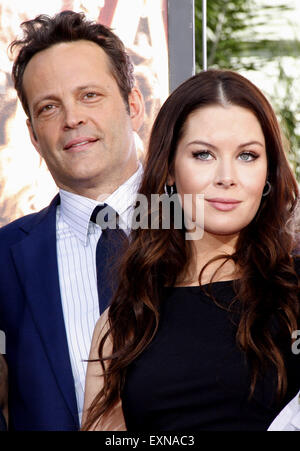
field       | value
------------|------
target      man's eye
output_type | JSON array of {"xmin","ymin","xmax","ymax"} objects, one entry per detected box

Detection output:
[
  {"xmin": 239, "ymin": 152, "xmax": 258, "ymax": 161},
  {"xmin": 192, "ymin": 151, "xmax": 213, "ymax": 160},
  {"xmin": 84, "ymin": 92, "xmax": 98, "ymax": 99},
  {"xmin": 39, "ymin": 105, "xmax": 55, "ymax": 115}
]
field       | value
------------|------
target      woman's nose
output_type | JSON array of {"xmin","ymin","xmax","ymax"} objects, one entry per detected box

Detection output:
[{"xmin": 214, "ymin": 161, "xmax": 236, "ymax": 188}]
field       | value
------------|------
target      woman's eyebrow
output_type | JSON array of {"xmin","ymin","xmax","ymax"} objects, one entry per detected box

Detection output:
[
  {"xmin": 238, "ymin": 141, "xmax": 265, "ymax": 148},
  {"xmin": 187, "ymin": 140, "xmax": 217, "ymax": 149}
]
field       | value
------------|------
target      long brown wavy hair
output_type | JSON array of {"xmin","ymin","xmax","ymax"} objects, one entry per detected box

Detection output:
[{"xmin": 82, "ymin": 70, "xmax": 300, "ymax": 430}]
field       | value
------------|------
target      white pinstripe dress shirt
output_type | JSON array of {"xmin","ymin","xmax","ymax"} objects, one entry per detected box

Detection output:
[
  {"xmin": 268, "ymin": 391, "xmax": 300, "ymax": 431},
  {"xmin": 56, "ymin": 163, "xmax": 143, "ymax": 423}
]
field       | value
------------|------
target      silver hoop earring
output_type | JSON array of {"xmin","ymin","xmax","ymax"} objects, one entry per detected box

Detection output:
[
  {"xmin": 164, "ymin": 183, "xmax": 174, "ymax": 196},
  {"xmin": 262, "ymin": 181, "xmax": 271, "ymax": 197}
]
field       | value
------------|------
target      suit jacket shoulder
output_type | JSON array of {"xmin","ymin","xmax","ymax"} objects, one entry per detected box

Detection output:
[
  {"xmin": 0, "ymin": 195, "xmax": 60, "ymax": 247},
  {"xmin": 0, "ymin": 193, "xmax": 79, "ymax": 430}
]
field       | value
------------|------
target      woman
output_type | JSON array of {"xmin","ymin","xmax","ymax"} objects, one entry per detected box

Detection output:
[{"xmin": 82, "ymin": 70, "xmax": 300, "ymax": 431}]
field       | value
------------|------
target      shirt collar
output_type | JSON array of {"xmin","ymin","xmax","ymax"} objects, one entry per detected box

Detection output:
[{"xmin": 59, "ymin": 162, "xmax": 143, "ymax": 245}]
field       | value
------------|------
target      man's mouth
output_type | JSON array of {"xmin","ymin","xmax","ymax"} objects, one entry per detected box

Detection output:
[{"xmin": 63, "ymin": 137, "xmax": 98, "ymax": 151}]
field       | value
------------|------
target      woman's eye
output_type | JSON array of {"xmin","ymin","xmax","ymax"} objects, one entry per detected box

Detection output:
[
  {"xmin": 239, "ymin": 152, "xmax": 258, "ymax": 161},
  {"xmin": 192, "ymin": 151, "xmax": 213, "ymax": 160}
]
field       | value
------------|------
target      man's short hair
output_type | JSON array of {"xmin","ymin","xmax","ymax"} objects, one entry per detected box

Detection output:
[{"xmin": 10, "ymin": 10, "xmax": 135, "ymax": 117}]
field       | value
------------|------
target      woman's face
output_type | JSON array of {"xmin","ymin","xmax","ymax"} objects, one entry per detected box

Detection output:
[{"xmin": 169, "ymin": 104, "xmax": 268, "ymax": 237}]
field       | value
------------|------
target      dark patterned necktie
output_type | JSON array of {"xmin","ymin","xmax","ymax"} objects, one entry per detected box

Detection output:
[{"xmin": 90, "ymin": 204, "xmax": 127, "ymax": 314}]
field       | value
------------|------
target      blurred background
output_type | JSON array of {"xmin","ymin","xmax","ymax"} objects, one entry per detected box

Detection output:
[
  {"xmin": 0, "ymin": 0, "xmax": 299, "ymax": 227},
  {"xmin": 195, "ymin": 0, "xmax": 300, "ymax": 180},
  {"xmin": 0, "ymin": 0, "xmax": 169, "ymax": 226}
]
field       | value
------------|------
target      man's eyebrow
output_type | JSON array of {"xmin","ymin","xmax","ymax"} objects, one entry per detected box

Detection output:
[
  {"xmin": 32, "ymin": 84, "xmax": 103, "ymax": 109},
  {"xmin": 32, "ymin": 94, "xmax": 59, "ymax": 110},
  {"xmin": 33, "ymin": 83, "xmax": 100, "ymax": 106},
  {"xmin": 75, "ymin": 84, "xmax": 101, "ymax": 91}
]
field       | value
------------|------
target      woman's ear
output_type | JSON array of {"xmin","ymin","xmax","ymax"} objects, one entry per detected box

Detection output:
[
  {"xmin": 167, "ymin": 166, "xmax": 175, "ymax": 186},
  {"xmin": 166, "ymin": 176, "xmax": 175, "ymax": 186}
]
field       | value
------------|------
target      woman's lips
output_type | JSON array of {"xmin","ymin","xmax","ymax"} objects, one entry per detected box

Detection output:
[{"xmin": 206, "ymin": 198, "xmax": 241, "ymax": 211}]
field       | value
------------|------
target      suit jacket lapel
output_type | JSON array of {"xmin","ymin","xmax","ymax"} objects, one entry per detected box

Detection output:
[{"xmin": 10, "ymin": 195, "xmax": 79, "ymax": 427}]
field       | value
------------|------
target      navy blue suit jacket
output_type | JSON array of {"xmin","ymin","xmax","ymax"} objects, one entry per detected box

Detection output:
[{"xmin": 0, "ymin": 194, "xmax": 79, "ymax": 430}]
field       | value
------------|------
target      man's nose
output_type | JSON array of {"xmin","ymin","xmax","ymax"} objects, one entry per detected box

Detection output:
[
  {"xmin": 214, "ymin": 160, "xmax": 237, "ymax": 188},
  {"xmin": 63, "ymin": 104, "xmax": 86, "ymax": 129}
]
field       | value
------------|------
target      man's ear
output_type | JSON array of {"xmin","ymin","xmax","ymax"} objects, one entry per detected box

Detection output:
[
  {"xmin": 128, "ymin": 86, "xmax": 145, "ymax": 132},
  {"xmin": 26, "ymin": 119, "xmax": 41, "ymax": 156}
]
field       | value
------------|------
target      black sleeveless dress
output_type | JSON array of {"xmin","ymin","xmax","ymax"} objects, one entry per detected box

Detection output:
[
  {"xmin": 0, "ymin": 409, "xmax": 7, "ymax": 431},
  {"xmin": 121, "ymin": 271, "xmax": 300, "ymax": 431}
]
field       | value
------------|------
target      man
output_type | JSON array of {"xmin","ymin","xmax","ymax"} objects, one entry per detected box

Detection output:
[
  {"xmin": 0, "ymin": 10, "xmax": 144, "ymax": 430},
  {"xmin": 0, "ymin": 354, "xmax": 8, "ymax": 430},
  {"xmin": 268, "ymin": 391, "xmax": 300, "ymax": 431}
]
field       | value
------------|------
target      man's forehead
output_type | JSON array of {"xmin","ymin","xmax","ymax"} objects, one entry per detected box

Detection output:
[
  {"xmin": 22, "ymin": 40, "xmax": 115, "ymax": 103},
  {"xmin": 24, "ymin": 39, "xmax": 111, "ymax": 72}
]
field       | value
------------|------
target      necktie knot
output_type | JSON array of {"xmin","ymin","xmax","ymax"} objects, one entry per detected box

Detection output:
[{"xmin": 91, "ymin": 204, "xmax": 128, "ymax": 313}]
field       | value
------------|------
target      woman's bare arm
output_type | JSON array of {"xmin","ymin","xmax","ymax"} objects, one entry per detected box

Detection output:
[{"xmin": 82, "ymin": 309, "xmax": 126, "ymax": 431}]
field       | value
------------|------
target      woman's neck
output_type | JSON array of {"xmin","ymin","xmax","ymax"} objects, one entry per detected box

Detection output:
[{"xmin": 177, "ymin": 231, "xmax": 240, "ymax": 287}]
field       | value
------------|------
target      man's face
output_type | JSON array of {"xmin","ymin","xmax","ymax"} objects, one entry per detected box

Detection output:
[{"xmin": 23, "ymin": 40, "xmax": 143, "ymax": 198}]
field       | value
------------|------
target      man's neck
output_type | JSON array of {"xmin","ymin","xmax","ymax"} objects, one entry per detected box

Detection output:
[{"xmin": 57, "ymin": 163, "xmax": 140, "ymax": 201}]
